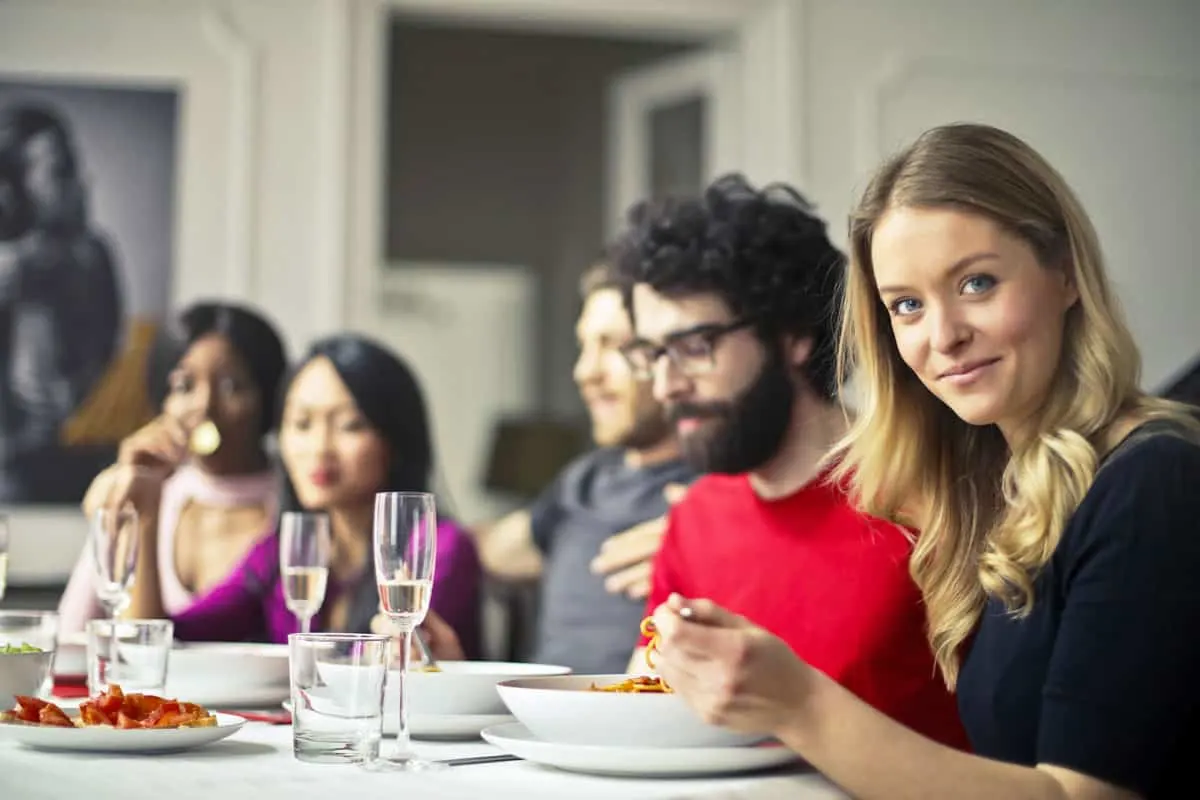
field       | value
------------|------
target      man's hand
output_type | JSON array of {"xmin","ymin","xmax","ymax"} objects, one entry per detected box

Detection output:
[
  {"xmin": 591, "ymin": 483, "xmax": 687, "ymax": 599},
  {"xmin": 370, "ymin": 608, "xmax": 466, "ymax": 663}
]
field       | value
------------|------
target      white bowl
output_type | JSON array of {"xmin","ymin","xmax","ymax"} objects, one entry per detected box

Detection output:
[
  {"xmin": 404, "ymin": 661, "xmax": 572, "ymax": 716},
  {"xmin": 0, "ymin": 650, "xmax": 55, "ymax": 706},
  {"xmin": 166, "ymin": 642, "xmax": 290, "ymax": 695},
  {"xmin": 496, "ymin": 674, "xmax": 766, "ymax": 749}
]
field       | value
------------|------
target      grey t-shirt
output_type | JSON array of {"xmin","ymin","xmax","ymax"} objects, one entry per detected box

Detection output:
[{"xmin": 530, "ymin": 447, "xmax": 695, "ymax": 673}]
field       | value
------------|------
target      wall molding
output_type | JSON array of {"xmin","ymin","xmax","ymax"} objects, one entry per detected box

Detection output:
[{"xmin": 855, "ymin": 52, "xmax": 1200, "ymax": 173}]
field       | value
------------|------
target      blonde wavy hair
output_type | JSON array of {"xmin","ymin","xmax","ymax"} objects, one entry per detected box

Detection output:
[{"xmin": 832, "ymin": 122, "xmax": 1199, "ymax": 688}]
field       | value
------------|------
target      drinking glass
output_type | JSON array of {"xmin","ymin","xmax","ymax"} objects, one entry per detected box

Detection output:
[
  {"xmin": 280, "ymin": 512, "xmax": 332, "ymax": 634},
  {"xmin": 289, "ymin": 632, "xmax": 389, "ymax": 763},
  {"xmin": 86, "ymin": 619, "xmax": 173, "ymax": 695},
  {"xmin": 90, "ymin": 506, "xmax": 139, "ymax": 681},
  {"xmin": 365, "ymin": 491, "xmax": 441, "ymax": 772},
  {"xmin": 90, "ymin": 507, "xmax": 139, "ymax": 618},
  {"xmin": 0, "ymin": 514, "xmax": 9, "ymax": 602}
]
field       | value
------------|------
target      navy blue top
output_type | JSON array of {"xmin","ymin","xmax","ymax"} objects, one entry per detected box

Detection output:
[{"xmin": 957, "ymin": 423, "xmax": 1200, "ymax": 798}]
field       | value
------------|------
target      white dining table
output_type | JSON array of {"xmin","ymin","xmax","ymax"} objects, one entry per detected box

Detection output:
[{"xmin": 0, "ymin": 719, "xmax": 849, "ymax": 800}]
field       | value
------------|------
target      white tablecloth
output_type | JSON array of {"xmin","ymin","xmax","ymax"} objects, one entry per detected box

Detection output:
[{"xmin": 0, "ymin": 720, "xmax": 848, "ymax": 800}]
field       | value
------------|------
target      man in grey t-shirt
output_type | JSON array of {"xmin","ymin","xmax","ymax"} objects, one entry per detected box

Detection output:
[
  {"xmin": 495, "ymin": 258, "xmax": 694, "ymax": 672},
  {"xmin": 528, "ymin": 446, "xmax": 691, "ymax": 672},
  {"xmin": 385, "ymin": 259, "xmax": 695, "ymax": 671}
]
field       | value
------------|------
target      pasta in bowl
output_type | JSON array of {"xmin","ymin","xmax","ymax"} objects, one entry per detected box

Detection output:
[{"xmin": 495, "ymin": 673, "xmax": 767, "ymax": 749}]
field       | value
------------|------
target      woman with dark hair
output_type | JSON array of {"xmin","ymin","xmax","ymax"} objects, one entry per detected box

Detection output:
[
  {"xmin": 57, "ymin": 301, "xmax": 287, "ymax": 634},
  {"xmin": 122, "ymin": 334, "xmax": 482, "ymax": 653}
]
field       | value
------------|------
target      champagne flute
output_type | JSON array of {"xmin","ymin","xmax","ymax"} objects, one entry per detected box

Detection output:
[
  {"xmin": 91, "ymin": 507, "xmax": 139, "ymax": 618},
  {"xmin": 280, "ymin": 512, "xmax": 331, "ymax": 634},
  {"xmin": 90, "ymin": 507, "xmax": 139, "ymax": 688},
  {"xmin": 365, "ymin": 491, "xmax": 441, "ymax": 772}
]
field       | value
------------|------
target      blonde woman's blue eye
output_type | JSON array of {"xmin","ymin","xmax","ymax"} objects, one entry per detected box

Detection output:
[
  {"xmin": 891, "ymin": 298, "xmax": 921, "ymax": 316},
  {"xmin": 962, "ymin": 275, "xmax": 996, "ymax": 294}
]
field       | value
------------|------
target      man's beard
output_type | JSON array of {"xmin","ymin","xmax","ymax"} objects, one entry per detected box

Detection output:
[
  {"xmin": 667, "ymin": 353, "xmax": 794, "ymax": 474},
  {"xmin": 592, "ymin": 402, "xmax": 673, "ymax": 452},
  {"xmin": 616, "ymin": 406, "xmax": 673, "ymax": 452}
]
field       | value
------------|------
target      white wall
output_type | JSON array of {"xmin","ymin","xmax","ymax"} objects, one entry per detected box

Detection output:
[{"xmin": 791, "ymin": 0, "xmax": 1200, "ymax": 391}]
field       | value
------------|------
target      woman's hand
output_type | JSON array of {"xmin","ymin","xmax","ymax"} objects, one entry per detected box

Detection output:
[
  {"xmin": 81, "ymin": 463, "xmax": 168, "ymax": 520},
  {"xmin": 652, "ymin": 593, "xmax": 815, "ymax": 735},
  {"xmin": 370, "ymin": 608, "xmax": 466, "ymax": 663},
  {"xmin": 80, "ymin": 416, "xmax": 191, "ymax": 519},
  {"xmin": 118, "ymin": 415, "xmax": 190, "ymax": 471}
]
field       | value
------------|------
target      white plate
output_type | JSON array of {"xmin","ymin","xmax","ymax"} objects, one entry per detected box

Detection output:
[
  {"xmin": 481, "ymin": 722, "xmax": 802, "ymax": 778},
  {"xmin": 409, "ymin": 713, "xmax": 515, "ymax": 740},
  {"xmin": 281, "ymin": 700, "xmax": 513, "ymax": 741},
  {"xmin": 0, "ymin": 711, "xmax": 246, "ymax": 754}
]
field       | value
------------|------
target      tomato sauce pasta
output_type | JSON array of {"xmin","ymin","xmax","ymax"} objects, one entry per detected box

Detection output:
[{"xmin": 588, "ymin": 617, "xmax": 672, "ymax": 693}]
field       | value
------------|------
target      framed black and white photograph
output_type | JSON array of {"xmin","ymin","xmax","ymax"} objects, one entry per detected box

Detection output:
[{"xmin": 0, "ymin": 79, "xmax": 178, "ymax": 504}]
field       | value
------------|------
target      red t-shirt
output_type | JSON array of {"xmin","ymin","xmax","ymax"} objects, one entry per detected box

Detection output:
[{"xmin": 642, "ymin": 471, "xmax": 968, "ymax": 750}]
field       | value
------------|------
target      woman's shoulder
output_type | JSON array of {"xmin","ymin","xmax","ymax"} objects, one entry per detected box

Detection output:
[
  {"xmin": 1068, "ymin": 422, "xmax": 1200, "ymax": 545},
  {"xmin": 436, "ymin": 517, "xmax": 477, "ymax": 549},
  {"xmin": 1094, "ymin": 420, "xmax": 1200, "ymax": 481}
]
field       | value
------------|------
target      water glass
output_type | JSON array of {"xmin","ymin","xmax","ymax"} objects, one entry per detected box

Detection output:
[
  {"xmin": 289, "ymin": 632, "xmax": 389, "ymax": 764},
  {"xmin": 86, "ymin": 619, "xmax": 173, "ymax": 695}
]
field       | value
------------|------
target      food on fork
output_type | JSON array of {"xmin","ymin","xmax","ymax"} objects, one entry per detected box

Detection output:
[
  {"xmin": 590, "ymin": 675, "xmax": 671, "ymax": 693},
  {"xmin": 189, "ymin": 420, "xmax": 221, "ymax": 456},
  {"xmin": 0, "ymin": 684, "xmax": 217, "ymax": 729},
  {"xmin": 589, "ymin": 617, "xmax": 673, "ymax": 693}
]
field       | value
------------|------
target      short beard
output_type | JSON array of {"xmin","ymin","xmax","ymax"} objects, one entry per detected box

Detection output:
[
  {"xmin": 668, "ymin": 351, "xmax": 794, "ymax": 474},
  {"xmin": 613, "ymin": 408, "xmax": 673, "ymax": 453}
]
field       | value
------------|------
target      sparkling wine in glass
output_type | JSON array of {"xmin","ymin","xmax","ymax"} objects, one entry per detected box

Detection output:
[
  {"xmin": 280, "ymin": 512, "xmax": 332, "ymax": 634},
  {"xmin": 365, "ymin": 491, "xmax": 440, "ymax": 773}
]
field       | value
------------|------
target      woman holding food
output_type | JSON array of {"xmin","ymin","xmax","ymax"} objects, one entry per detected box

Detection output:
[{"xmin": 57, "ymin": 302, "xmax": 288, "ymax": 636}]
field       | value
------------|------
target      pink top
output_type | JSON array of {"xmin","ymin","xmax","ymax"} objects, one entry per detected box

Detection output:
[{"xmin": 56, "ymin": 464, "xmax": 278, "ymax": 635}]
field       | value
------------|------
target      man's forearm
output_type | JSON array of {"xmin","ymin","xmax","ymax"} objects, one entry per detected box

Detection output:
[{"xmin": 470, "ymin": 510, "xmax": 543, "ymax": 581}]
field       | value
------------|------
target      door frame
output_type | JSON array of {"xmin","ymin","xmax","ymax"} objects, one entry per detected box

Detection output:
[
  {"xmin": 342, "ymin": 0, "xmax": 805, "ymax": 327},
  {"xmin": 605, "ymin": 47, "xmax": 740, "ymax": 239}
]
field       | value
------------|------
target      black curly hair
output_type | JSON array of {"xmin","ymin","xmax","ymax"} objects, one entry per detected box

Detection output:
[{"xmin": 614, "ymin": 173, "xmax": 845, "ymax": 400}]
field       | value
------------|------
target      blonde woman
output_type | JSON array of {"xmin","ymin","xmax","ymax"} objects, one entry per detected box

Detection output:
[{"xmin": 646, "ymin": 123, "xmax": 1200, "ymax": 799}]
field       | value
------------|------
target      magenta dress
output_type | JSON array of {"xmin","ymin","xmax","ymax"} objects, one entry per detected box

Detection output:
[{"xmin": 169, "ymin": 519, "xmax": 482, "ymax": 658}]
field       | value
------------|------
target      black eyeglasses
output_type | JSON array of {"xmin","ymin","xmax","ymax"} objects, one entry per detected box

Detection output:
[{"xmin": 619, "ymin": 319, "xmax": 753, "ymax": 380}]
